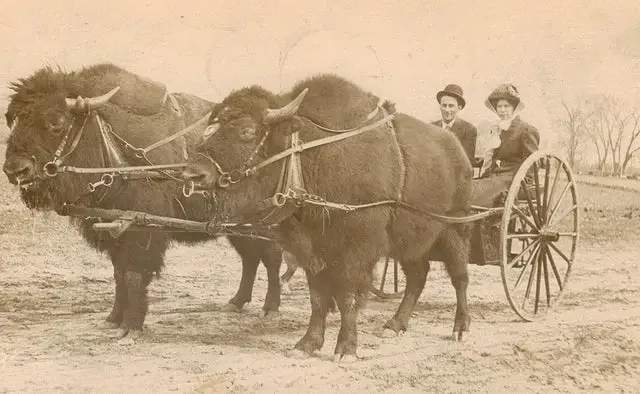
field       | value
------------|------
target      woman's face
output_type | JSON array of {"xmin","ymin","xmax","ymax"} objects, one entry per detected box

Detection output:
[{"xmin": 495, "ymin": 99, "xmax": 514, "ymax": 120}]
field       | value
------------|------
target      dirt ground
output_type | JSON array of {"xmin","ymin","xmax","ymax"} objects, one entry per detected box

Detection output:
[{"xmin": 1, "ymin": 144, "xmax": 640, "ymax": 392}]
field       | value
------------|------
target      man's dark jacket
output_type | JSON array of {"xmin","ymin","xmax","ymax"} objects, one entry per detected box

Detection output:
[{"xmin": 432, "ymin": 118, "xmax": 477, "ymax": 163}]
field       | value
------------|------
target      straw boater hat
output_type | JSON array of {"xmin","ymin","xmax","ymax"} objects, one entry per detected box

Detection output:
[
  {"xmin": 485, "ymin": 83, "xmax": 525, "ymax": 113},
  {"xmin": 436, "ymin": 84, "xmax": 466, "ymax": 109}
]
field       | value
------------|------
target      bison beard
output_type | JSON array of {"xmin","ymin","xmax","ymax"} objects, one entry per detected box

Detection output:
[
  {"xmin": 2, "ymin": 64, "xmax": 284, "ymax": 339},
  {"xmin": 186, "ymin": 74, "xmax": 473, "ymax": 360}
]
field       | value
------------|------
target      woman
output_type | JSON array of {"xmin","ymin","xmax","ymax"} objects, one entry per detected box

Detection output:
[{"xmin": 473, "ymin": 83, "xmax": 540, "ymax": 207}]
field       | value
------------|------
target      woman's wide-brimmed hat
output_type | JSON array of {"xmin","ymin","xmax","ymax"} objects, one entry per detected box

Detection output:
[
  {"xmin": 436, "ymin": 84, "xmax": 466, "ymax": 109},
  {"xmin": 485, "ymin": 83, "xmax": 525, "ymax": 113}
]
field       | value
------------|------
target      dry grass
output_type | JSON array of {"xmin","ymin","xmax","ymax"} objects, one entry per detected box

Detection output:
[{"xmin": 1, "ymin": 141, "xmax": 640, "ymax": 392}]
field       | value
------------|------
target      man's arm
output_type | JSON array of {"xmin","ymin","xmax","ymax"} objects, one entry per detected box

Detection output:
[{"xmin": 464, "ymin": 123, "xmax": 478, "ymax": 163}]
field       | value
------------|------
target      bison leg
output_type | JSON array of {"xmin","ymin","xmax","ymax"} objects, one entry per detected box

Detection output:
[
  {"xmin": 333, "ymin": 287, "xmax": 367, "ymax": 361},
  {"xmin": 120, "ymin": 270, "xmax": 152, "ymax": 335},
  {"xmin": 294, "ymin": 270, "xmax": 332, "ymax": 355},
  {"xmin": 279, "ymin": 251, "xmax": 299, "ymax": 294},
  {"xmin": 105, "ymin": 264, "xmax": 127, "ymax": 328},
  {"xmin": 108, "ymin": 234, "xmax": 167, "ymax": 340},
  {"xmin": 227, "ymin": 250, "xmax": 260, "ymax": 312},
  {"xmin": 383, "ymin": 260, "xmax": 430, "ymax": 334},
  {"xmin": 440, "ymin": 227, "xmax": 471, "ymax": 341},
  {"xmin": 261, "ymin": 243, "xmax": 283, "ymax": 315}
]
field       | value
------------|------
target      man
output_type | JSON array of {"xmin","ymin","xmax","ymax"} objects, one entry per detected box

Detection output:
[{"xmin": 432, "ymin": 84, "xmax": 478, "ymax": 163}]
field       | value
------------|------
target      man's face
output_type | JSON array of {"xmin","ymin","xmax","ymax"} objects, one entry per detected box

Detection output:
[{"xmin": 439, "ymin": 95, "xmax": 461, "ymax": 123}]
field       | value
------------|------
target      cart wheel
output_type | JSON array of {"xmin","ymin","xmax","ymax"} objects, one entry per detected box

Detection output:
[
  {"xmin": 500, "ymin": 152, "xmax": 579, "ymax": 321},
  {"xmin": 370, "ymin": 257, "xmax": 405, "ymax": 299}
]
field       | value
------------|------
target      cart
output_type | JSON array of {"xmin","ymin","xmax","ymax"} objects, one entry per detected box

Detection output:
[{"xmin": 371, "ymin": 151, "xmax": 579, "ymax": 321}]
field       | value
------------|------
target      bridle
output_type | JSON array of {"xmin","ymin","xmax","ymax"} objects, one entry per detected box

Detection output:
[
  {"xmin": 43, "ymin": 110, "xmax": 91, "ymax": 177},
  {"xmin": 193, "ymin": 112, "xmax": 395, "ymax": 191}
]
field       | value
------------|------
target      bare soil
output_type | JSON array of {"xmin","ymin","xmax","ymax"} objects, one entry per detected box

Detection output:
[{"xmin": 1, "ymin": 144, "xmax": 639, "ymax": 393}]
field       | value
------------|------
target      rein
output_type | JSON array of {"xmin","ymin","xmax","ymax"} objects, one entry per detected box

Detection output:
[
  {"xmin": 200, "ymin": 108, "xmax": 500, "ymax": 226},
  {"xmin": 199, "ymin": 113, "xmax": 396, "ymax": 189}
]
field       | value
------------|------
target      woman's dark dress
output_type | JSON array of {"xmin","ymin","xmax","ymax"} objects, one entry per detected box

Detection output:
[{"xmin": 472, "ymin": 115, "xmax": 540, "ymax": 207}]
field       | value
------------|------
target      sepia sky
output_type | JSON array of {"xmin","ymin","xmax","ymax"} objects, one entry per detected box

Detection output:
[{"xmin": 1, "ymin": 0, "xmax": 639, "ymax": 146}]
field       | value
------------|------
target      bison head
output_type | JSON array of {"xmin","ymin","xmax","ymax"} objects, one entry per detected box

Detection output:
[
  {"xmin": 183, "ymin": 86, "xmax": 308, "ymax": 189},
  {"xmin": 2, "ymin": 76, "xmax": 119, "ymax": 211}
]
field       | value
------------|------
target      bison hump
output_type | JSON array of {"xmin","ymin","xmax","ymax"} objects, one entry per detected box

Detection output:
[{"xmin": 80, "ymin": 65, "xmax": 168, "ymax": 116}]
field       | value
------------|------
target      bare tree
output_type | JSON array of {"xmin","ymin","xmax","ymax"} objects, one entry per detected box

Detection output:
[
  {"xmin": 581, "ymin": 95, "xmax": 640, "ymax": 176},
  {"xmin": 583, "ymin": 96, "xmax": 612, "ymax": 174},
  {"xmin": 558, "ymin": 99, "xmax": 590, "ymax": 169},
  {"xmin": 620, "ymin": 111, "xmax": 640, "ymax": 175}
]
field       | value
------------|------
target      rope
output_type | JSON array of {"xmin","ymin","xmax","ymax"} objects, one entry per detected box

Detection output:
[{"xmin": 300, "ymin": 105, "xmax": 380, "ymax": 133}]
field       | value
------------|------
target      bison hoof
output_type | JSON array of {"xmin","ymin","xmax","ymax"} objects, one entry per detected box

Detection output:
[
  {"xmin": 382, "ymin": 318, "xmax": 407, "ymax": 335},
  {"xmin": 100, "ymin": 320, "xmax": 121, "ymax": 329},
  {"xmin": 116, "ymin": 327, "xmax": 129, "ymax": 339},
  {"xmin": 221, "ymin": 303, "xmax": 243, "ymax": 313},
  {"xmin": 262, "ymin": 310, "xmax": 281, "ymax": 320},
  {"xmin": 286, "ymin": 348, "xmax": 312, "ymax": 359},
  {"xmin": 376, "ymin": 327, "xmax": 402, "ymax": 338},
  {"xmin": 452, "ymin": 329, "xmax": 469, "ymax": 342},
  {"xmin": 117, "ymin": 329, "xmax": 143, "ymax": 346},
  {"xmin": 333, "ymin": 353, "xmax": 359, "ymax": 363}
]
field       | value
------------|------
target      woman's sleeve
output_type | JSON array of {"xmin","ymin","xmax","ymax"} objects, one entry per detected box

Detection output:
[{"xmin": 521, "ymin": 126, "xmax": 540, "ymax": 157}]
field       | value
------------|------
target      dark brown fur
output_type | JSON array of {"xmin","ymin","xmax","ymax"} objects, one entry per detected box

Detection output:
[
  {"xmin": 2, "ymin": 64, "xmax": 284, "ymax": 338},
  {"xmin": 188, "ymin": 74, "xmax": 473, "ymax": 358}
]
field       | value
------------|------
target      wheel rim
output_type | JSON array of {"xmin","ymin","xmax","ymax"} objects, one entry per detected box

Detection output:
[{"xmin": 500, "ymin": 152, "xmax": 579, "ymax": 321}]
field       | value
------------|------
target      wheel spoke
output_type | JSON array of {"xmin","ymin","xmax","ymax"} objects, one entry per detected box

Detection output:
[
  {"xmin": 547, "ymin": 182, "xmax": 572, "ymax": 225},
  {"xmin": 533, "ymin": 162, "xmax": 543, "ymax": 222},
  {"xmin": 521, "ymin": 180, "xmax": 543, "ymax": 228},
  {"xmin": 549, "ymin": 205, "xmax": 578, "ymax": 228},
  {"xmin": 545, "ymin": 159, "xmax": 563, "ymax": 216},
  {"xmin": 508, "ymin": 238, "xmax": 541, "ymax": 266},
  {"xmin": 514, "ymin": 242, "xmax": 541, "ymax": 290},
  {"xmin": 523, "ymin": 250, "xmax": 539, "ymax": 308},
  {"xmin": 379, "ymin": 258, "xmax": 389, "ymax": 292},
  {"xmin": 542, "ymin": 157, "xmax": 551, "ymax": 223},
  {"xmin": 542, "ymin": 244, "xmax": 551, "ymax": 306},
  {"xmin": 548, "ymin": 241, "xmax": 573, "ymax": 266},
  {"xmin": 512, "ymin": 206, "xmax": 540, "ymax": 232},
  {"xmin": 534, "ymin": 244, "xmax": 544, "ymax": 313},
  {"xmin": 544, "ymin": 244, "xmax": 563, "ymax": 291},
  {"xmin": 393, "ymin": 259, "xmax": 399, "ymax": 293}
]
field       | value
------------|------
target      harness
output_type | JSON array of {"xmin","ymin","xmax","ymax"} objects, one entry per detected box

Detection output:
[
  {"xmin": 195, "ymin": 107, "xmax": 500, "ymax": 227},
  {"xmin": 39, "ymin": 95, "xmax": 499, "ymax": 242}
]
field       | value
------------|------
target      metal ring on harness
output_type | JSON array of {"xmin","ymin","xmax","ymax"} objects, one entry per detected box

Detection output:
[
  {"xmin": 101, "ymin": 173, "xmax": 114, "ymax": 187},
  {"xmin": 217, "ymin": 173, "xmax": 232, "ymax": 188},
  {"xmin": 272, "ymin": 192, "xmax": 287, "ymax": 207},
  {"xmin": 228, "ymin": 169, "xmax": 245, "ymax": 184},
  {"xmin": 43, "ymin": 161, "xmax": 61, "ymax": 177},
  {"xmin": 182, "ymin": 180, "xmax": 196, "ymax": 197}
]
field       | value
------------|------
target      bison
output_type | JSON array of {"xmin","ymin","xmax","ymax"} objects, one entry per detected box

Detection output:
[
  {"xmin": 2, "ymin": 64, "xmax": 284, "ymax": 341},
  {"xmin": 183, "ymin": 74, "xmax": 473, "ymax": 360}
]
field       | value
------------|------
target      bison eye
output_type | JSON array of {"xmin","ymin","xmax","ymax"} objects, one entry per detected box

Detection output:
[
  {"xmin": 44, "ymin": 114, "xmax": 67, "ymax": 135},
  {"xmin": 239, "ymin": 127, "xmax": 256, "ymax": 141}
]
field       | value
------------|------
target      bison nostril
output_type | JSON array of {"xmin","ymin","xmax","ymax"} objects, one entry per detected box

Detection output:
[{"xmin": 3, "ymin": 161, "xmax": 34, "ymax": 184}]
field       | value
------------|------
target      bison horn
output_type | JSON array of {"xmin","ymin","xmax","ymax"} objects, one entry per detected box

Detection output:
[
  {"xmin": 264, "ymin": 88, "xmax": 309, "ymax": 124},
  {"xmin": 65, "ymin": 86, "xmax": 121, "ymax": 111}
]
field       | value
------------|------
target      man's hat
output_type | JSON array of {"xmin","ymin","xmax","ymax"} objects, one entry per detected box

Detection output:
[
  {"xmin": 436, "ymin": 84, "xmax": 466, "ymax": 109},
  {"xmin": 485, "ymin": 83, "xmax": 525, "ymax": 113}
]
